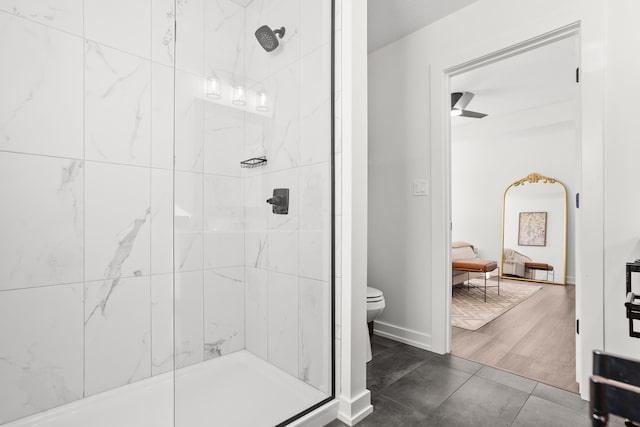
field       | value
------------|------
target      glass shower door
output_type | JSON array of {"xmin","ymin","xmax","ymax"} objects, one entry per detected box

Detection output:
[{"xmin": 172, "ymin": 0, "xmax": 335, "ymax": 425}]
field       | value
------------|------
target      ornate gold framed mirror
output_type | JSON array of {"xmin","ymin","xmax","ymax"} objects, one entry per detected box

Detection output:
[{"xmin": 501, "ymin": 172, "xmax": 568, "ymax": 284}]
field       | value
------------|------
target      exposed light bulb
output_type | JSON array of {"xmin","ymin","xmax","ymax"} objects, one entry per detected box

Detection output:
[
  {"xmin": 206, "ymin": 76, "xmax": 221, "ymax": 99},
  {"xmin": 256, "ymin": 91, "xmax": 269, "ymax": 112},
  {"xmin": 450, "ymin": 109, "xmax": 462, "ymax": 117},
  {"xmin": 232, "ymin": 85, "xmax": 246, "ymax": 106}
]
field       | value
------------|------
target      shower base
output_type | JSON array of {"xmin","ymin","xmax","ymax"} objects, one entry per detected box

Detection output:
[{"xmin": 5, "ymin": 350, "xmax": 328, "ymax": 427}]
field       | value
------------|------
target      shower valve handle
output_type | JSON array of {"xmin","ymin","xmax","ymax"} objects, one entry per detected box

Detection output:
[{"xmin": 266, "ymin": 188, "xmax": 289, "ymax": 215}]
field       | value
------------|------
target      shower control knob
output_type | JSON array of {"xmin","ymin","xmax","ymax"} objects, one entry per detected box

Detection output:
[{"xmin": 266, "ymin": 188, "xmax": 289, "ymax": 215}]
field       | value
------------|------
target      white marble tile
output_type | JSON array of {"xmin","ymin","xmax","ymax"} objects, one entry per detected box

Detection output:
[
  {"xmin": 267, "ymin": 270, "xmax": 299, "ymax": 377},
  {"xmin": 204, "ymin": 175, "xmax": 244, "ymax": 269},
  {"xmin": 175, "ymin": 0, "xmax": 204, "ymax": 76},
  {"xmin": 247, "ymin": 63, "xmax": 300, "ymax": 171},
  {"xmin": 299, "ymin": 278, "xmax": 330, "ymax": 394},
  {"xmin": 268, "ymin": 229, "xmax": 298, "ymax": 276},
  {"xmin": 0, "ymin": 0, "xmax": 83, "ymax": 35},
  {"xmin": 175, "ymin": 69, "xmax": 204, "ymax": 173},
  {"xmin": 299, "ymin": 162, "xmax": 331, "ymax": 281},
  {"xmin": 151, "ymin": 274, "xmax": 173, "ymax": 376},
  {"xmin": 244, "ymin": 174, "xmax": 268, "ymax": 269},
  {"xmin": 266, "ymin": 168, "xmax": 299, "ymax": 275},
  {"xmin": 204, "ymin": 0, "xmax": 245, "ymax": 81},
  {"xmin": 244, "ymin": 109, "xmax": 267, "ymax": 170},
  {"xmin": 84, "ymin": 276, "xmax": 151, "ymax": 396},
  {"xmin": 334, "ymin": 89, "xmax": 342, "ymax": 154},
  {"xmin": 174, "ymin": 171, "xmax": 203, "ymax": 272},
  {"xmin": 151, "ymin": 0, "xmax": 175, "ymax": 66},
  {"xmin": 85, "ymin": 42, "xmax": 151, "ymax": 167},
  {"xmin": 151, "ymin": 169, "xmax": 173, "ymax": 275},
  {"xmin": 335, "ymin": 277, "xmax": 342, "ymax": 332},
  {"xmin": 245, "ymin": 0, "xmax": 300, "ymax": 83},
  {"xmin": 84, "ymin": 0, "xmax": 151, "ymax": 59},
  {"xmin": 0, "ymin": 284, "xmax": 83, "ymax": 425},
  {"xmin": 299, "ymin": 0, "xmax": 332, "ymax": 57},
  {"xmin": 245, "ymin": 267, "xmax": 267, "ymax": 359},
  {"xmin": 245, "ymin": 231, "xmax": 268, "ymax": 269},
  {"xmin": 85, "ymin": 161, "xmax": 151, "ymax": 282},
  {"xmin": 335, "ymin": 216, "xmax": 342, "ymax": 278},
  {"xmin": 0, "ymin": 14, "xmax": 83, "ymax": 159},
  {"xmin": 335, "ymin": 152, "xmax": 342, "ymax": 215},
  {"xmin": 204, "ymin": 267, "xmax": 245, "ymax": 359},
  {"xmin": 151, "ymin": 62, "xmax": 175, "ymax": 170},
  {"xmin": 0, "ymin": 153, "xmax": 83, "ymax": 291},
  {"xmin": 174, "ymin": 270, "xmax": 204, "ymax": 369},
  {"xmin": 203, "ymin": 101, "xmax": 245, "ymax": 177},
  {"xmin": 299, "ymin": 43, "xmax": 332, "ymax": 166}
]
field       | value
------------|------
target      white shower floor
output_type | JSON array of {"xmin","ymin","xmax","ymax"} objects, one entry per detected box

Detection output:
[{"xmin": 5, "ymin": 351, "xmax": 329, "ymax": 427}]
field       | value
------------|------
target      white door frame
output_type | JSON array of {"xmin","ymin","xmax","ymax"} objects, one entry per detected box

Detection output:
[{"xmin": 429, "ymin": 21, "xmax": 605, "ymax": 399}]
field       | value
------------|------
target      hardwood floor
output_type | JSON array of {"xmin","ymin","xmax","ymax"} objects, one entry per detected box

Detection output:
[{"xmin": 451, "ymin": 281, "xmax": 578, "ymax": 393}]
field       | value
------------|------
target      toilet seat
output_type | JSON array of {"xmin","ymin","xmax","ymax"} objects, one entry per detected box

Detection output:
[{"xmin": 367, "ymin": 287, "xmax": 384, "ymax": 302}]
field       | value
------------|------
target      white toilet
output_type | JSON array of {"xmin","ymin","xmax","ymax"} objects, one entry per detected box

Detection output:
[{"xmin": 366, "ymin": 287, "xmax": 385, "ymax": 362}]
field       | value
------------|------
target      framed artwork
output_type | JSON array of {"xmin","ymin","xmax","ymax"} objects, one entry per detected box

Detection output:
[{"xmin": 518, "ymin": 211, "xmax": 547, "ymax": 246}]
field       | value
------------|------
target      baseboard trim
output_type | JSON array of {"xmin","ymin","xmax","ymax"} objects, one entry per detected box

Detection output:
[
  {"xmin": 337, "ymin": 389, "xmax": 373, "ymax": 426},
  {"xmin": 290, "ymin": 399, "xmax": 339, "ymax": 427},
  {"xmin": 373, "ymin": 320, "xmax": 432, "ymax": 350},
  {"xmin": 566, "ymin": 275, "xmax": 576, "ymax": 285}
]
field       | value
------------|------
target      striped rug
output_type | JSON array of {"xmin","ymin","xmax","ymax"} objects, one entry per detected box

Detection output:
[{"xmin": 452, "ymin": 279, "xmax": 542, "ymax": 331}]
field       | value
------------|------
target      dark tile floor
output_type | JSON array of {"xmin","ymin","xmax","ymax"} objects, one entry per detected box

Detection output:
[{"xmin": 326, "ymin": 336, "xmax": 626, "ymax": 427}]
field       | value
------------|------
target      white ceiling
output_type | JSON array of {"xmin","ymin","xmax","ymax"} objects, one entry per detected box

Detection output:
[
  {"xmin": 367, "ymin": 0, "xmax": 478, "ymax": 53},
  {"xmin": 451, "ymin": 36, "xmax": 579, "ymax": 125}
]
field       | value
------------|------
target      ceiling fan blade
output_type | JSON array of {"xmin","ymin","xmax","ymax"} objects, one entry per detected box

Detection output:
[
  {"xmin": 451, "ymin": 92, "xmax": 463, "ymax": 108},
  {"xmin": 458, "ymin": 109, "xmax": 487, "ymax": 118},
  {"xmin": 451, "ymin": 91, "xmax": 475, "ymax": 110}
]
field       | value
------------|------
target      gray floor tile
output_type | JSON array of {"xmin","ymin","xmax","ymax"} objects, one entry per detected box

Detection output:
[
  {"xmin": 366, "ymin": 345, "xmax": 430, "ymax": 391},
  {"xmin": 355, "ymin": 395, "xmax": 427, "ymax": 427},
  {"xmin": 424, "ymin": 353, "xmax": 483, "ymax": 374},
  {"xmin": 476, "ymin": 365, "xmax": 537, "ymax": 394},
  {"xmin": 379, "ymin": 361, "xmax": 472, "ymax": 413},
  {"xmin": 511, "ymin": 395, "xmax": 590, "ymax": 427},
  {"xmin": 371, "ymin": 335, "xmax": 400, "ymax": 357},
  {"xmin": 532, "ymin": 382, "xmax": 588, "ymax": 413},
  {"xmin": 418, "ymin": 376, "xmax": 529, "ymax": 427}
]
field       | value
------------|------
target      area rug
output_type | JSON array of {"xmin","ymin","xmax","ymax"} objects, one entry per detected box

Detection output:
[{"xmin": 452, "ymin": 279, "xmax": 542, "ymax": 331}]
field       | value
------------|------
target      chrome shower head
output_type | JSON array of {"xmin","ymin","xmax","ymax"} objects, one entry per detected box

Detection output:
[{"xmin": 255, "ymin": 25, "xmax": 285, "ymax": 52}]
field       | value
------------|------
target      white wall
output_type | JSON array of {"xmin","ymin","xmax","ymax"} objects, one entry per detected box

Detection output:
[
  {"xmin": 368, "ymin": 0, "xmax": 625, "ymax": 398},
  {"xmin": 602, "ymin": 0, "xmax": 640, "ymax": 360},
  {"xmin": 368, "ymin": 37, "xmax": 432, "ymax": 348},
  {"xmin": 452, "ymin": 100, "xmax": 578, "ymax": 283}
]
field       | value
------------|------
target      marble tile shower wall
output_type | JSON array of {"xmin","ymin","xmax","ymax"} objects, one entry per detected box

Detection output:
[
  {"xmin": 0, "ymin": 0, "xmax": 239, "ymax": 423},
  {"xmin": 241, "ymin": 0, "xmax": 334, "ymax": 396}
]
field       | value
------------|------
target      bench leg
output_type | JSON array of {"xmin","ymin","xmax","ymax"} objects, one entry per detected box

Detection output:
[{"xmin": 484, "ymin": 274, "xmax": 487, "ymax": 302}]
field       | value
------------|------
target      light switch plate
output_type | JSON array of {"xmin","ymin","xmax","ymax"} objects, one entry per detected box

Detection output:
[{"xmin": 413, "ymin": 179, "xmax": 428, "ymax": 196}]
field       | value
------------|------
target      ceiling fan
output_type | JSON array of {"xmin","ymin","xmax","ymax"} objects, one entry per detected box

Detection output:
[{"xmin": 451, "ymin": 91, "xmax": 487, "ymax": 118}]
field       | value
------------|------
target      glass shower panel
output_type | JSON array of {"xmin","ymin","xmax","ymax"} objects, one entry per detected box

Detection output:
[{"xmin": 173, "ymin": 0, "xmax": 334, "ymax": 426}]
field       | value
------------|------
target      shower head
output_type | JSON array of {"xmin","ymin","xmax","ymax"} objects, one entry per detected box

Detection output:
[{"xmin": 255, "ymin": 25, "xmax": 286, "ymax": 52}]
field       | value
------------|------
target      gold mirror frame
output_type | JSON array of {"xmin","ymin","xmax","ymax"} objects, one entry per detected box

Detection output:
[{"xmin": 500, "ymin": 172, "xmax": 568, "ymax": 285}]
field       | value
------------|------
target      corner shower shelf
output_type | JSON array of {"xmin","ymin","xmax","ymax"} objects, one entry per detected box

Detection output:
[{"xmin": 240, "ymin": 156, "xmax": 267, "ymax": 168}]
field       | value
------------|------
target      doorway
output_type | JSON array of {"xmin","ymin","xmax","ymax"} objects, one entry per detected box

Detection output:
[{"xmin": 447, "ymin": 33, "xmax": 580, "ymax": 392}]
